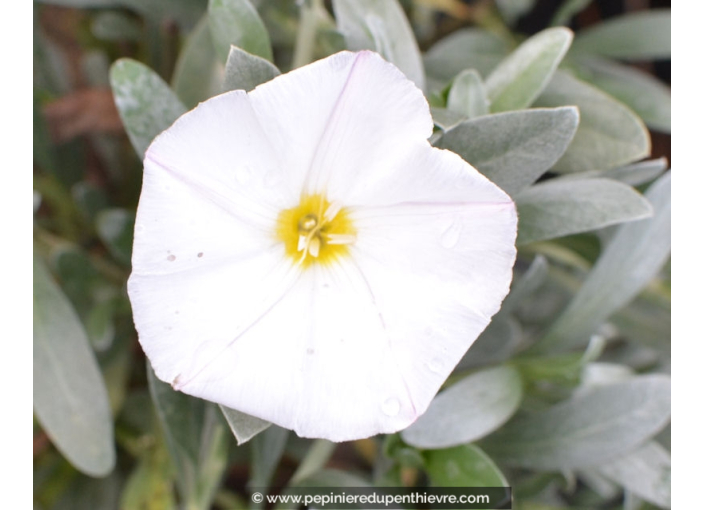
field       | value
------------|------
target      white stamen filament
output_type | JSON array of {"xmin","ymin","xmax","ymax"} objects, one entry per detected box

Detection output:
[
  {"xmin": 325, "ymin": 233, "xmax": 356, "ymax": 245},
  {"xmin": 323, "ymin": 201, "xmax": 342, "ymax": 223}
]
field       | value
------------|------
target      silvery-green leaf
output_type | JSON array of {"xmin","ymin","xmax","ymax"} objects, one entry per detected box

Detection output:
[
  {"xmin": 551, "ymin": 0, "xmax": 591, "ymax": 26},
  {"xmin": 147, "ymin": 365, "xmax": 228, "ymax": 510},
  {"xmin": 571, "ymin": 10, "xmax": 671, "ymax": 60},
  {"xmin": 559, "ymin": 158, "xmax": 667, "ymax": 187},
  {"xmin": 250, "ymin": 426, "xmax": 289, "ymax": 490},
  {"xmin": 33, "ymin": 255, "xmax": 115, "ymax": 477},
  {"xmin": 423, "ymin": 28, "xmax": 509, "ymax": 83},
  {"xmin": 495, "ymin": 0, "xmax": 535, "ymax": 26},
  {"xmin": 604, "ymin": 158, "xmax": 668, "ymax": 186},
  {"xmin": 220, "ymin": 405, "xmax": 271, "ymax": 445},
  {"xmin": 535, "ymin": 71, "xmax": 650, "ymax": 173},
  {"xmin": 290, "ymin": 440, "xmax": 337, "ymax": 485},
  {"xmin": 222, "ymin": 45, "xmax": 281, "ymax": 92},
  {"xmin": 580, "ymin": 362, "xmax": 635, "ymax": 388},
  {"xmin": 332, "ymin": 0, "xmax": 425, "ymax": 90},
  {"xmin": 446, "ymin": 69, "xmax": 489, "ymax": 119},
  {"xmin": 110, "ymin": 59, "xmax": 187, "ymax": 158},
  {"xmin": 430, "ymin": 107, "xmax": 466, "ymax": 132},
  {"xmin": 597, "ymin": 442, "xmax": 671, "ymax": 508},
  {"xmin": 172, "ymin": 15, "xmax": 222, "ymax": 109},
  {"xmin": 424, "ymin": 444, "xmax": 509, "ymax": 487},
  {"xmin": 96, "ymin": 209, "xmax": 135, "ymax": 267},
  {"xmin": 536, "ymin": 173, "xmax": 670, "ymax": 352},
  {"xmin": 458, "ymin": 316, "xmax": 521, "ymax": 369},
  {"xmin": 438, "ymin": 107, "xmax": 579, "ymax": 197},
  {"xmin": 514, "ymin": 336, "xmax": 604, "ymax": 386},
  {"xmin": 402, "ymin": 366, "xmax": 522, "ymax": 449},
  {"xmin": 208, "ymin": 0, "xmax": 272, "ymax": 63},
  {"xmin": 502, "ymin": 255, "xmax": 549, "ymax": 313},
  {"xmin": 486, "ymin": 27, "xmax": 573, "ymax": 112},
  {"xmin": 611, "ymin": 290, "xmax": 671, "ymax": 351},
  {"xmin": 516, "ymin": 178, "xmax": 653, "ymax": 245},
  {"xmin": 481, "ymin": 375, "xmax": 671, "ymax": 470},
  {"xmin": 576, "ymin": 57, "xmax": 671, "ymax": 133}
]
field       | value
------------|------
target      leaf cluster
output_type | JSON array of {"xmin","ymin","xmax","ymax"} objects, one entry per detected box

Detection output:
[{"xmin": 33, "ymin": 1, "xmax": 671, "ymax": 509}]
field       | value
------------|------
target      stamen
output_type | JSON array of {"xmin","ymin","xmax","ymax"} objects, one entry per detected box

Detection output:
[
  {"xmin": 276, "ymin": 194, "xmax": 356, "ymax": 267},
  {"xmin": 325, "ymin": 233, "xmax": 357, "ymax": 245},
  {"xmin": 297, "ymin": 234, "xmax": 308, "ymax": 252},
  {"xmin": 323, "ymin": 201, "xmax": 343, "ymax": 223},
  {"xmin": 308, "ymin": 236, "xmax": 321, "ymax": 258}
]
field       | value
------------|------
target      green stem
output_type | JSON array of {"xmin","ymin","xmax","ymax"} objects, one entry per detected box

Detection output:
[{"xmin": 292, "ymin": 0, "xmax": 322, "ymax": 69}]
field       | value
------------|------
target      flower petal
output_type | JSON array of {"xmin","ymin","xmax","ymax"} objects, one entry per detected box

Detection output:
[
  {"xmin": 130, "ymin": 90, "xmax": 298, "ymax": 385},
  {"xmin": 144, "ymin": 90, "xmax": 291, "ymax": 224},
  {"xmin": 175, "ymin": 263, "xmax": 421, "ymax": 441},
  {"xmin": 249, "ymin": 51, "xmax": 433, "ymax": 201},
  {"xmin": 347, "ymin": 145, "xmax": 518, "ymax": 414}
]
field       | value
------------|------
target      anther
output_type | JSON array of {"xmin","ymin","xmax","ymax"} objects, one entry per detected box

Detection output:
[{"xmin": 298, "ymin": 214, "xmax": 318, "ymax": 233}]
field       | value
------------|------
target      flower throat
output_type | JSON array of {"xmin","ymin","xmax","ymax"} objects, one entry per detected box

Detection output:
[{"xmin": 276, "ymin": 194, "xmax": 356, "ymax": 267}]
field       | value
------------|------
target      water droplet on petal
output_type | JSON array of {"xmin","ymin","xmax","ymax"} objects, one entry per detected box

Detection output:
[
  {"xmin": 167, "ymin": 254, "xmax": 176, "ymax": 261},
  {"xmin": 428, "ymin": 357, "xmax": 443, "ymax": 373},
  {"xmin": 382, "ymin": 398, "xmax": 400, "ymax": 417},
  {"xmin": 306, "ymin": 348, "xmax": 314, "ymax": 355},
  {"xmin": 440, "ymin": 218, "xmax": 462, "ymax": 249},
  {"xmin": 136, "ymin": 224, "xmax": 145, "ymax": 233}
]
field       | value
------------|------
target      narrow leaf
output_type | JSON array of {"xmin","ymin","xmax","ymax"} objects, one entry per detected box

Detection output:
[
  {"xmin": 172, "ymin": 15, "xmax": 222, "ymax": 109},
  {"xmin": 458, "ymin": 315, "xmax": 521, "ymax": 369},
  {"xmin": 536, "ymin": 173, "xmax": 670, "ymax": 352},
  {"xmin": 290, "ymin": 440, "xmax": 337, "ymax": 485},
  {"xmin": 220, "ymin": 405, "xmax": 271, "ymax": 445},
  {"xmin": 33, "ymin": 255, "xmax": 115, "ymax": 477},
  {"xmin": 439, "ymin": 107, "xmax": 579, "ymax": 196},
  {"xmin": 446, "ymin": 69, "xmax": 489, "ymax": 119},
  {"xmin": 208, "ymin": 0, "xmax": 272, "ymax": 63},
  {"xmin": 571, "ymin": 10, "xmax": 671, "ymax": 60},
  {"xmin": 502, "ymin": 255, "xmax": 549, "ymax": 312},
  {"xmin": 425, "ymin": 444, "xmax": 508, "ymax": 487},
  {"xmin": 402, "ymin": 366, "xmax": 523, "ymax": 449},
  {"xmin": 481, "ymin": 375, "xmax": 671, "ymax": 470},
  {"xmin": 558, "ymin": 158, "xmax": 668, "ymax": 187},
  {"xmin": 222, "ymin": 45, "xmax": 281, "ymax": 93},
  {"xmin": 430, "ymin": 107, "xmax": 466, "ymax": 132},
  {"xmin": 147, "ymin": 364, "xmax": 228, "ymax": 510},
  {"xmin": 551, "ymin": 0, "xmax": 591, "ymax": 26},
  {"xmin": 250, "ymin": 426, "xmax": 289, "ymax": 489},
  {"xmin": 516, "ymin": 178, "xmax": 653, "ymax": 245},
  {"xmin": 423, "ymin": 28, "xmax": 509, "ymax": 83},
  {"xmin": 575, "ymin": 57, "xmax": 671, "ymax": 133},
  {"xmin": 110, "ymin": 59, "xmax": 187, "ymax": 158},
  {"xmin": 603, "ymin": 158, "xmax": 668, "ymax": 186},
  {"xmin": 597, "ymin": 441, "xmax": 671, "ymax": 508},
  {"xmin": 486, "ymin": 27, "xmax": 573, "ymax": 112},
  {"xmin": 332, "ymin": 0, "xmax": 425, "ymax": 90},
  {"xmin": 535, "ymin": 71, "xmax": 650, "ymax": 173}
]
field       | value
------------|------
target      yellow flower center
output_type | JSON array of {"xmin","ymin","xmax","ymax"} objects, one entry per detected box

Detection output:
[{"xmin": 276, "ymin": 194, "xmax": 356, "ymax": 267}]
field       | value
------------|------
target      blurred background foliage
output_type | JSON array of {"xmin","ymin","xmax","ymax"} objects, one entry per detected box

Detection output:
[{"xmin": 33, "ymin": 0, "xmax": 671, "ymax": 509}]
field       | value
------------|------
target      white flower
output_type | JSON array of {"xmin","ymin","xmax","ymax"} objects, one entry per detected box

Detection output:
[{"xmin": 128, "ymin": 51, "xmax": 517, "ymax": 442}]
